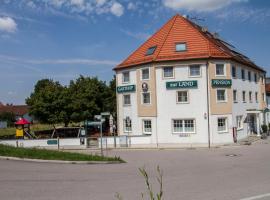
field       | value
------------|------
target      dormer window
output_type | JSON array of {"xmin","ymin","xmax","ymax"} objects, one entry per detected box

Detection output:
[
  {"xmin": 146, "ymin": 46, "xmax": 156, "ymax": 56},
  {"xmin": 176, "ymin": 43, "xmax": 187, "ymax": 52}
]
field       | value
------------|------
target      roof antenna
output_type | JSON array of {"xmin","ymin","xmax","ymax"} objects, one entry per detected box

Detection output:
[{"xmin": 189, "ymin": 15, "xmax": 205, "ymax": 22}]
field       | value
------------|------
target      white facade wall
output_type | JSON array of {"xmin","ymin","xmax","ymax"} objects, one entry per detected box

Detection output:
[
  {"xmin": 116, "ymin": 69, "xmax": 139, "ymax": 136},
  {"xmin": 155, "ymin": 64, "xmax": 209, "ymax": 144},
  {"xmin": 232, "ymin": 64, "xmax": 262, "ymax": 140},
  {"xmin": 116, "ymin": 61, "xmax": 265, "ymax": 146}
]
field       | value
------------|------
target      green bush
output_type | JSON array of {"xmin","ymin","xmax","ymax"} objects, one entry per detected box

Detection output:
[{"xmin": 261, "ymin": 124, "xmax": 268, "ymax": 133}]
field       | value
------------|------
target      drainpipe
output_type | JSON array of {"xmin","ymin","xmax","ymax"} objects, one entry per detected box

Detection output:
[{"xmin": 206, "ymin": 62, "xmax": 211, "ymax": 148}]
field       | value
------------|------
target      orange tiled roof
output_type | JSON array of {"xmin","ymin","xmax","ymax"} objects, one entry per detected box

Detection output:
[{"xmin": 115, "ymin": 14, "xmax": 264, "ymax": 72}]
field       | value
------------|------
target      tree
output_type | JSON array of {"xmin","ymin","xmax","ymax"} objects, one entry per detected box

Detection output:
[
  {"xmin": 26, "ymin": 79, "xmax": 65, "ymax": 125},
  {"xmin": 26, "ymin": 76, "xmax": 117, "ymax": 126},
  {"xmin": 68, "ymin": 76, "xmax": 109, "ymax": 122},
  {"xmin": 0, "ymin": 112, "xmax": 16, "ymax": 127}
]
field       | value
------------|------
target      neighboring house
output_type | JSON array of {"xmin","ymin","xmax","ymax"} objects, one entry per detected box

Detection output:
[
  {"xmin": 265, "ymin": 79, "xmax": 270, "ymax": 125},
  {"xmin": 114, "ymin": 14, "xmax": 267, "ymax": 146},
  {"xmin": 0, "ymin": 104, "xmax": 32, "ymax": 122}
]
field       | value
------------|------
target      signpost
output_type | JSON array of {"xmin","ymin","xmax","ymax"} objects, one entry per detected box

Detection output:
[{"xmin": 166, "ymin": 80, "xmax": 198, "ymax": 89}]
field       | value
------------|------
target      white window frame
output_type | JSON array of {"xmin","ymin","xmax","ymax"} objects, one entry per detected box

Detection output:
[
  {"xmin": 141, "ymin": 67, "xmax": 150, "ymax": 81},
  {"xmin": 242, "ymin": 91, "xmax": 246, "ymax": 103},
  {"xmin": 217, "ymin": 117, "xmax": 228, "ymax": 133},
  {"xmin": 231, "ymin": 66, "xmax": 236, "ymax": 78},
  {"xmin": 249, "ymin": 91, "xmax": 252, "ymax": 103},
  {"xmin": 215, "ymin": 63, "xmax": 226, "ymax": 77},
  {"xmin": 188, "ymin": 65, "xmax": 201, "ymax": 77},
  {"xmin": 236, "ymin": 115, "xmax": 243, "ymax": 130},
  {"xmin": 162, "ymin": 66, "xmax": 174, "ymax": 79},
  {"xmin": 216, "ymin": 89, "xmax": 227, "ymax": 103},
  {"xmin": 241, "ymin": 69, "xmax": 245, "ymax": 81},
  {"xmin": 175, "ymin": 42, "xmax": 187, "ymax": 52},
  {"xmin": 172, "ymin": 119, "xmax": 196, "ymax": 134},
  {"xmin": 142, "ymin": 119, "xmax": 152, "ymax": 134},
  {"xmin": 123, "ymin": 94, "xmax": 131, "ymax": 106},
  {"xmin": 122, "ymin": 71, "xmax": 130, "ymax": 84},
  {"xmin": 248, "ymin": 71, "xmax": 251, "ymax": 81},
  {"xmin": 141, "ymin": 92, "xmax": 151, "ymax": 105},
  {"xmin": 233, "ymin": 90, "xmax": 237, "ymax": 103},
  {"xmin": 176, "ymin": 90, "xmax": 189, "ymax": 104},
  {"xmin": 123, "ymin": 119, "xmax": 132, "ymax": 133}
]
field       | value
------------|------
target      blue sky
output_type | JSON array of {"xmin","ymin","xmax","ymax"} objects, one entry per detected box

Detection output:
[{"xmin": 0, "ymin": 0, "xmax": 270, "ymax": 104}]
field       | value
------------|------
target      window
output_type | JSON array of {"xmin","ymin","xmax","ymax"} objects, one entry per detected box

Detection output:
[
  {"xmin": 249, "ymin": 91, "xmax": 252, "ymax": 103},
  {"xmin": 254, "ymin": 73, "xmax": 257, "ymax": 82},
  {"xmin": 241, "ymin": 69, "xmax": 245, "ymax": 80},
  {"xmin": 233, "ymin": 90, "xmax": 237, "ymax": 103},
  {"xmin": 232, "ymin": 66, "xmax": 236, "ymax": 78},
  {"xmin": 123, "ymin": 94, "xmax": 131, "ymax": 106},
  {"xmin": 189, "ymin": 65, "xmax": 201, "ymax": 77},
  {"xmin": 216, "ymin": 64, "xmax": 225, "ymax": 76},
  {"xmin": 175, "ymin": 43, "xmax": 186, "ymax": 52},
  {"xmin": 122, "ymin": 71, "xmax": 130, "ymax": 83},
  {"xmin": 242, "ymin": 91, "xmax": 246, "ymax": 102},
  {"xmin": 248, "ymin": 71, "xmax": 251, "ymax": 81},
  {"xmin": 177, "ymin": 91, "xmax": 188, "ymax": 103},
  {"xmin": 142, "ymin": 92, "xmax": 151, "ymax": 104},
  {"xmin": 261, "ymin": 76, "xmax": 265, "ymax": 84},
  {"xmin": 255, "ymin": 92, "xmax": 258, "ymax": 102},
  {"xmin": 236, "ymin": 116, "xmax": 243, "ymax": 130},
  {"xmin": 263, "ymin": 93, "xmax": 265, "ymax": 102},
  {"xmin": 143, "ymin": 120, "xmax": 152, "ymax": 134},
  {"xmin": 123, "ymin": 118, "xmax": 132, "ymax": 132},
  {"xmin": 217, "ymin": 118, "xmax": 228, "ymax": 133},
  {"xmin": 172, "ymin": 119, "xmax": 195, "ymax": 133},
  {"xmin": 146, "ymin": 46, "xmax": 156, "ymax": 56},
  {"xmin": 217, "ymin": 89, "xmax": 226, "ymax": 102},
  {"xmin": 163, "ymin": 67, "xmax": 174, "ymax": 78},
  {"xmin": 141, "ymin": 68, "xmax": 150, "ymax": 80}
]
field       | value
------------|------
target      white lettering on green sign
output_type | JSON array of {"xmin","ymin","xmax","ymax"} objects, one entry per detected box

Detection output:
[
  {"xmin": 212, "ymin": 79, "xmax": 232, "ymax": 88},
  {"xmin": 117, "ymin": 85, "xmax": 136, "ymax": 93},
  {"xmin": 166, "ymin": 80, "xmax": 198, "ymax": 89}
]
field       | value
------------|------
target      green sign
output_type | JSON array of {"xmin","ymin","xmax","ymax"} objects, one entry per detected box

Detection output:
[
  {"xmin": 117, "ymin": 85, "xmax": 136, "ymax": 93},
  {"xmin": 212, "ymin": 79, "xmax": 232, "ymax": 88},
  {"xmin": 47, "ymin": 140, "xmax": 58, "ymax": 145},
  {"xmin": 166, "ymin": 80, "xmax": 198, "ymax": 89}
]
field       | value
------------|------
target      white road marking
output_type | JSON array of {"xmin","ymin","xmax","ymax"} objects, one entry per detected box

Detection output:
[{"xmin": 239, "ymin": 193, "xmax": 270, "ymax": 200}]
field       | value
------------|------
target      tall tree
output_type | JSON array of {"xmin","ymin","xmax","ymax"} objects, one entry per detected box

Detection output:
[{"xmin": 26, "ymin": 79, "xmax": 65, "ymax": 125}]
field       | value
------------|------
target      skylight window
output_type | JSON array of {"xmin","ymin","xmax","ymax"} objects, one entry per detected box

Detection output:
[
  {"xmin": 146, "ymin": 46, "xmax": 156, "ymax": 55},
  {"xmin": 176, "ymin": 43, "xmax": 187, "ymax": 52}
]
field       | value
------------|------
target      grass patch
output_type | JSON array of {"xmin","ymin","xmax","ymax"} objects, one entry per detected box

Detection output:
[{"xmin": 0, "ymin": 144, "xmax": 124, "ymax": 162}]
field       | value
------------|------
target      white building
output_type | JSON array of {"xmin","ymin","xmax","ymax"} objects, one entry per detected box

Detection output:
[{"xmin": 114, "ymin": 14, "xmax": 267, "ymax": 147}]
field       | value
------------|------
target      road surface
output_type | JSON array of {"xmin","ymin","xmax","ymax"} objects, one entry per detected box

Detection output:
[{"xmin": 1, "ymin": 140, "xmax": 270, "ymax": 200}]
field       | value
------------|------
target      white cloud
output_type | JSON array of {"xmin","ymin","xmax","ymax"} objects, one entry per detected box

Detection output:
[
  {"xmin": 96, "ymin": 0, "xmax": 107, "ymax": 7},
  {"xmin": 127, "ymin": 2, "xmax": 137, "ymax": 10},
  {"xmin": 0, "ymin": 54, "xmax": 119, "ymax": 66},
  {"xmin": 0, "ymin": 17, "xmax": 17, "ymax": 33},
  {"xmin": 110, "ymin": 2, "xmax": 124, "ymax": 17},
  {"xmin": 163, "ymin": 0, "xmax": 248, "ymax": 12},
  {"xmin": 121, "ymin": 29, "xmax": 150, "ymax": 40}
]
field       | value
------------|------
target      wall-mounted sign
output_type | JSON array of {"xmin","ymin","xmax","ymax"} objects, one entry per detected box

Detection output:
[
  {"xmin": 142, "ymin": 82, "xmax": 148, "ymax": 92},
  {"xmin": 166, "ymin": 80, "xmax": 198, "ymax": 89},
  {"xmin": 212, "ymin": 79, "xmax": 232, "ymax": 88},
  {"xmin": 117, "ymin": 85, "xmax": 136, "ymax": 93},
  {"xmin": 47, "ymin": 139, "xmax": 58, "ymax": 145}
]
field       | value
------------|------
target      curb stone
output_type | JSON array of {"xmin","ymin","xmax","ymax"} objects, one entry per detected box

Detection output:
[{"xmin": 0, "ymin": 156, "xmax": 123, "ymax": 164}]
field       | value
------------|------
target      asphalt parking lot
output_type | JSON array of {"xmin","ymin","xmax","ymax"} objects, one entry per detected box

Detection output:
[{"xmin": 1, "ymin": 140, "xmax": 270, "ymax": 200}]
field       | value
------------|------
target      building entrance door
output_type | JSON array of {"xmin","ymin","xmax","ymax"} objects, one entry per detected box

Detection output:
[{"xmin": 247, "ymin": 114, "xmax": 257, "ymax": 135}]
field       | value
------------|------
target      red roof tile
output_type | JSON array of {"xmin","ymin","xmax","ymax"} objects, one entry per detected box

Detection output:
[
  {"xmin": 0, "ymin": 105, "xmax": 30, "ymax": 116},
  {"xmin": 266, "ymin": 84, "xmax": 270, "ymax": 93},
  {"xmin": 115, "ymin": 14, "xmax": 264, "ymax": 72}
]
